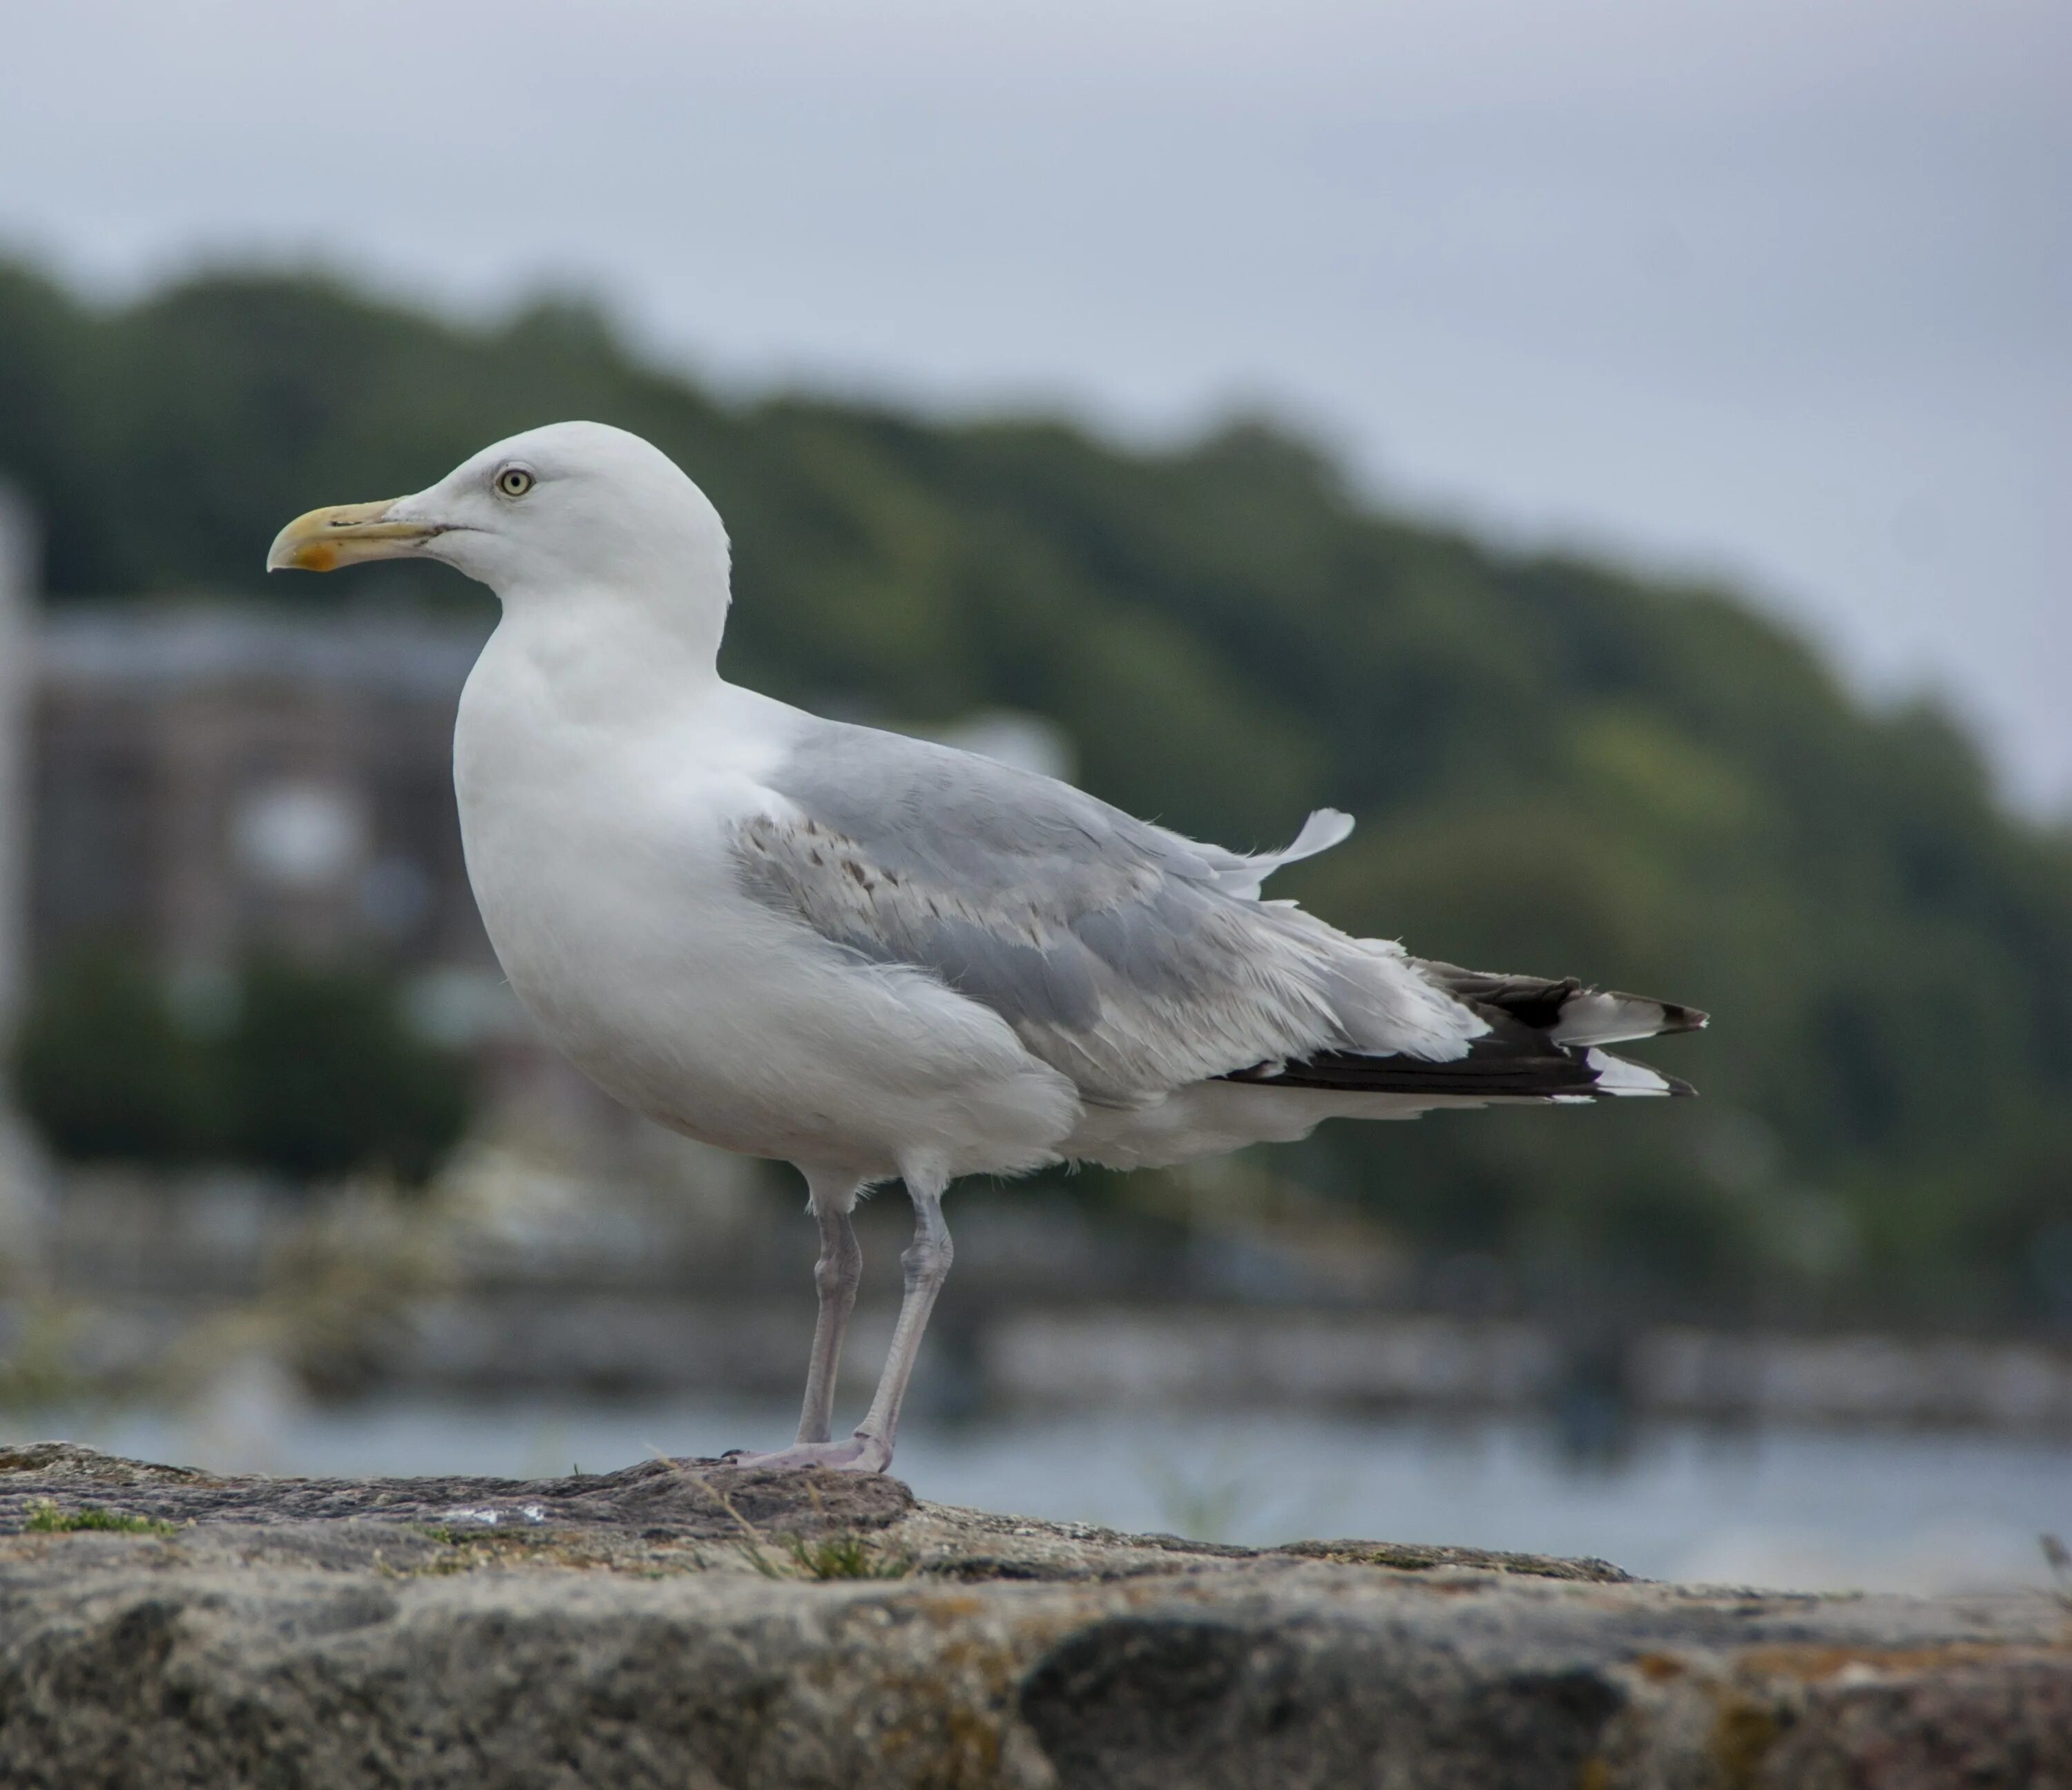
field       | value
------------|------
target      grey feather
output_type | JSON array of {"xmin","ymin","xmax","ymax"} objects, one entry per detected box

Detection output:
[{"xmin": 735, "ymin": 722, "xmax": 1482, "ymax": 1104}]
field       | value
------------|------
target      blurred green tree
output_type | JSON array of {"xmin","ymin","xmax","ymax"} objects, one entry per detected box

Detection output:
[
  {"xmin": 12, "ymin": 945, "xmax": 223, "ymax": 1166},
  {"xmin": 220, "ymin": 959, "xmax": 472, "ymax": 1187},
  {"xmin": 10, "ymin": 945, "xmax": 470, "ymax": 1187}
]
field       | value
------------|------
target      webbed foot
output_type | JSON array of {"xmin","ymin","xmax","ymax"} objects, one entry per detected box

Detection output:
[{"xmin": 720, "ymin": 1432, "xmax": 892, "ymax": 1474}]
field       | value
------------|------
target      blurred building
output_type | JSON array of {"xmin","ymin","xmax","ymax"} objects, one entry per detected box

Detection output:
[
  {"xmin": 0, "ymin": 488, "xmax": 48, "ymax": 1267},
  {"xmin": 0, "ymin": 488, "xmax": 31, "ymax": 1050},
  {"xmin": 30, "ymin": 599, "xmax": 495, "ymax": 981}
]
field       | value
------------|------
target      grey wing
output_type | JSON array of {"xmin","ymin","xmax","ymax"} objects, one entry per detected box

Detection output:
[{"xmin": 733, "ymin": 722, "xmax": 1485, "ymax": 1105}]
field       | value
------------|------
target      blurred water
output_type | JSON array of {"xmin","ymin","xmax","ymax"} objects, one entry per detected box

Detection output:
[{"xmin": 15, "ymin": 1392, "xmax": 2071, "ymax": 1599}]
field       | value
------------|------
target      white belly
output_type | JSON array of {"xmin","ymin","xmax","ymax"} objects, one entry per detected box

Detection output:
[{"xmin": 452, "ymin": 639, "xmax": 1080, "ymax": 1184}]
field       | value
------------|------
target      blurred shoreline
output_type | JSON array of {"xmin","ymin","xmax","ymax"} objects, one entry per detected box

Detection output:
[{"xmin": 10, "ymin": 1161, "xmax": 2072, "ymax": 1438}]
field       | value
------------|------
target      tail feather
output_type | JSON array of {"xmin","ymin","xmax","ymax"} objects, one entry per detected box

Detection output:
[{"xmin": 1220, "ymin": 960, "xmax": 1705, "ymax": 1102}]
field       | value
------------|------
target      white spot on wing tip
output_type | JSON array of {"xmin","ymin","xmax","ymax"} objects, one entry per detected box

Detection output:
[{"xmin": 1584, "ymin": 1048, "xmax": 1671, "ymax": 1096}]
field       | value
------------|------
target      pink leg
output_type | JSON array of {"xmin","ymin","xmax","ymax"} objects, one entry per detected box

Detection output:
[
  {"xmin": 727, "ymin": 1168, "xmax": 950, "ymax": 1474},
  {"xmin": 793, "ymin": 1175, "xmax": 863, "ymax": 1445}
]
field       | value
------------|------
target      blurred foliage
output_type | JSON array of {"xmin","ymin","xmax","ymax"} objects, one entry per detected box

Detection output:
[
  {"xmin": 12, "ymin": 944, "xmax": 471, "ymax": 1186},
  {"xmin": 222, "ymin": 959, "xmax": 474, "ymax": 1186},
  {"xmin": 3, "ymin": 259, "xmax": 2070, "ymax": 1323},
  {"xmin": 12, "ymin": 946, "xmax": 222, "ymax": 1165}
]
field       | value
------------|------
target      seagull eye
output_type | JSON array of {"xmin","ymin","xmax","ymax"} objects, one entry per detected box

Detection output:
[{"xmin": 496, "ymin": 467, "xmax": 535, "ymax": 499}]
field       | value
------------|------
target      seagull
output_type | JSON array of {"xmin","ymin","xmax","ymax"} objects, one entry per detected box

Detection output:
[{"xmin": 269, "ymin": 421, "xmax": 1705, "ymax": 1472}]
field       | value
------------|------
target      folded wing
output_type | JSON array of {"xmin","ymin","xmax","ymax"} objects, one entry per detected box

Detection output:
[{"xmin": 735, "ymin": 720, "xmax": 1701, "ymax": 1113}]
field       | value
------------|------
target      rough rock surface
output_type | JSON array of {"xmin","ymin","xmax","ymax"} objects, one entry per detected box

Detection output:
[{"xmin": 1, "ymin": 1443, "xmax": 2066, "ymax": 1788}]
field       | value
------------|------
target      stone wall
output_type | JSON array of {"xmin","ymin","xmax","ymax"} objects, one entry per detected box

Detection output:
[{"xmin": 3, "ymin": 1443, "xmax": 2066, "ymax": 1787}]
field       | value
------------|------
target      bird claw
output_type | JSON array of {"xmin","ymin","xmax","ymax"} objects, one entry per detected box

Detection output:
[{"xmin": 720, "ymin": 1434, "xmax": 892, "ymax": 1474}]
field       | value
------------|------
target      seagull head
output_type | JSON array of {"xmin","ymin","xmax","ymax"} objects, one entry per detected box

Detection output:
[{"xmin": 267, "ymin": 421, "xmax": 731, "ymax": 624}]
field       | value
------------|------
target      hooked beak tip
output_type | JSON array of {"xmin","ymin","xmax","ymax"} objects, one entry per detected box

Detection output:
[{"xmin": 266, "ymin": 498, "xmax": 433, "ymax": 573}]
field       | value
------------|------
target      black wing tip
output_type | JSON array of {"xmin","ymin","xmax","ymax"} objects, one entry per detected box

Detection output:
[
  {"xmin": 1653, "ymin": 1001, "xmax": 1710, "ymax": 1035},
  {"xmin": 1222, "ymin": 1044, "xmax": 1700, "ymax": 1101},
  {"xmin": 1585, "ymin": 989, "xmax": 1709, "ymax": 1037},
  {"xmin": 1418, "ymin": 962, "xmax": 1711, "ymax": 1042}
]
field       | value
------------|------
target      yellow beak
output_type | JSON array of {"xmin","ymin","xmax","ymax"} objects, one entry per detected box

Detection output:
[{"xmin": 266, "ymin": 499, "xmax": 441, "ymax": 572}]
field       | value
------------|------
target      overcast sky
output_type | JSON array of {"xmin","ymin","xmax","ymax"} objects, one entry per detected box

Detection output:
[{"xmin": 3, "ymin": 0, "xmax": 2065, "ymax": 807}]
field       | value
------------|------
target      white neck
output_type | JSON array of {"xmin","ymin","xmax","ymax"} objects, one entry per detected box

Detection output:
[{"xmin": 492, "ymin": 575, "xmax": 729, "ymax": 725}]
